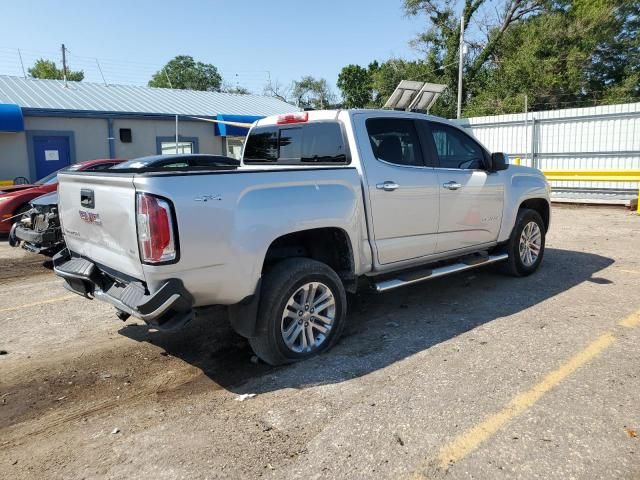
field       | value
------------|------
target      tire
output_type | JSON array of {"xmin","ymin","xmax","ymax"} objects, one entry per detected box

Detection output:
[
  {"xmin": 502, "ymin": 208, "xmax": 546, "ymax": 277},
  {"xmin": 249, "ymin": 258, "xmax": 347, "ymax": 366}
]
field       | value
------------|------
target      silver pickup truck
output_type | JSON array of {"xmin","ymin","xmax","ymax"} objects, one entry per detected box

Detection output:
[{"xmin": 54, "ymin": 109, "xmax": 550, "ymax": 365}]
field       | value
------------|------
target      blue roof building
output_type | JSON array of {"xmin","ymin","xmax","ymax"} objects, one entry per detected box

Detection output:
[{"xmin": 0, "ymin": 75, "xmax": 296, "ymax": 182}]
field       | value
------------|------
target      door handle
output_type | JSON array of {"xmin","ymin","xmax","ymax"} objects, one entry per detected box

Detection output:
[
  {"xmin": 376, "ymin": 181, "xmax": 399, "ymax": 192},
  {"xmin": 443, "ymin": 181, "xmax": 462, "ymax": 190}
]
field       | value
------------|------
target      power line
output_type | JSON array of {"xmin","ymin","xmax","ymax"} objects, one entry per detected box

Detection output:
[{"xmin": 0, "ymin": 45, "xmax": 272, "ymax": 93}]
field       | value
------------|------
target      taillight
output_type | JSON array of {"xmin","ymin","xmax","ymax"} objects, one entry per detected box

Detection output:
[
  {"xmin": 277, "ymin": 111, "xmax": 308, "ymax": 124},
  {"xmin": 136, "ymin": 193, "xmax": 177, "ymax": 263}
]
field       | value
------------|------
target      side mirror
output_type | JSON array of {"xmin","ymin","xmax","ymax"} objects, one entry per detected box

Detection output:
[{"xmin": 490, "ymin": 152, "xmax": 508, "ymax": 172}]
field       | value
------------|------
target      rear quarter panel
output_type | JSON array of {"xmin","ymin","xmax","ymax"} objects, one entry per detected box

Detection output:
[{"xmin": 136, "ymin": 168, "xmax": 367, "ymax": 306}]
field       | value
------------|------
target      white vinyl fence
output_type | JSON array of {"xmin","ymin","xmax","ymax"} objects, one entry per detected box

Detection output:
[{"xmin": 456, "ymin": 102, "xmax": 640, "ymax": 200}]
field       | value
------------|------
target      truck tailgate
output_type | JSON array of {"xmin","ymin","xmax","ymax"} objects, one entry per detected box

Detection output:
[{"xmin": 57, "ymin": 172, "xmax": 144, "ymax": 280}]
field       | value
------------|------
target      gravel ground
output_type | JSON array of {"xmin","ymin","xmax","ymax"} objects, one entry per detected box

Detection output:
[{"xmin": 0, "ymin": 204, "xmax": 639, "ymax": 480}]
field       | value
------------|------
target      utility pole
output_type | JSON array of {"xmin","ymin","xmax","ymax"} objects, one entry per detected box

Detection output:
[
  {"xmin": 524, "ymin": 94, "xmax": 529, "ymax": 164},
  {"xmin": 456, "ymin": 16, "xmax": 465, "ymax": 119},
  {"xmin": 61, "ymin": 43, "xmax": 68, "ymax": 87},
  {"xmin": 163, "ymin": 68, "xmax": 173, "ymax": 88},
  {"xmin": 175, "ymin": 115, "xmax": 179, "ymax": 154},
  {"xmin": 17, "ymin": 49, "xmax": 26, "ymax": 79},
  {"xmin": 96, "ymin": 58, "xmax": 107, "ymax": 86}
]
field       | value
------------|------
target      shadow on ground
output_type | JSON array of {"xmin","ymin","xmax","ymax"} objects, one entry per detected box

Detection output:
[{"xmin": 119, "ymin": 248, "xmax": 614, "ymax": 394}]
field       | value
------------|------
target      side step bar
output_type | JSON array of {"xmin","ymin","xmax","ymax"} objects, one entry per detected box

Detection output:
[{"xmin": 373, "ymin": 253, "xmax": 509, "ymax": 293}]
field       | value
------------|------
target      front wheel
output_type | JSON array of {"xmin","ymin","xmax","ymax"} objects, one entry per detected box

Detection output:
[
  {"xmin": 249, "ymin": 258, "xmax": 347, "ymax": 366},
  {"xmin": 502, "ymin": 208, "xmax": 546, "ymax": 277}
]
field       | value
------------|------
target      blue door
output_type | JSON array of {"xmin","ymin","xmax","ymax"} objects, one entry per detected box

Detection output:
[{"xmin": 33, "ymin": 135, "xmax": 71, "ymax": 181}]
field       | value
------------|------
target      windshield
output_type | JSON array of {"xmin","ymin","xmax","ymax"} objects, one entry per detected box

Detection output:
[
  {"xmin": 35, "ymin": 164, "xmax": 82, "ymax": 185},
  {"xmin": 112, "ymin": 159, "xmax": 188, "ymax": 169},
  {"xmin": 112, "ymin": 155, "xmax": 239, "ymax": 171}
]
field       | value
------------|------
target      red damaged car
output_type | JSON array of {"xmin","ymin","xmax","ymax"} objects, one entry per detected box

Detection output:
[{"xmin": 0, "ymin": 159, "xmax": 124, "ymax": 234}]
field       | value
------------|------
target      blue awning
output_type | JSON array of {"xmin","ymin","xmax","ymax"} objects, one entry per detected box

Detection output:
[
  {"xmin": 214, "ymin": 114, "xmax": 263, "ymax": 137},
  {"xmin": 0, "ymin": 104, "xmax": 24, "ymax": 132}
]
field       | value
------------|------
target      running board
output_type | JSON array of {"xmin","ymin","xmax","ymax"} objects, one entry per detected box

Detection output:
[{"xmin": 373, "ymin": 253, "xmax": 509, "ymax": 293}]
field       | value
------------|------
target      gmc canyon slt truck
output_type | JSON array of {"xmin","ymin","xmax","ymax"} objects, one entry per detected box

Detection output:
[{"xmin": 54, "ymin": 110, "xmax": 550, "ymax": 365}]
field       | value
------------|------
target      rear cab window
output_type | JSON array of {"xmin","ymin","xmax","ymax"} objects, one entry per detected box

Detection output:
[{"xmin": 244, "ymin": 122, "xmax": 349, "ymax": 165}]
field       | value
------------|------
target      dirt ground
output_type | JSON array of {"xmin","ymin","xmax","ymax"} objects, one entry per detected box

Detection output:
[{"xmin": 1, "ymin": 204, "xmax": 639, "ymax": 480}]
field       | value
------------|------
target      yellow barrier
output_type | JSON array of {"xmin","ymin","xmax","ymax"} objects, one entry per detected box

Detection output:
[
  {"xmin": 0, "ymin": 180, "xmax": 13, "ymax": 187},
  {"xmin": 542, "ymin": 170, "xmax": 640, "ymax": 214}
]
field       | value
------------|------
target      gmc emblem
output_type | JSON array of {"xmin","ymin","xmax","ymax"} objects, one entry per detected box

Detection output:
[{"xmin": 78, "ymin": 210, "xmax": 102, "ymax": 225}]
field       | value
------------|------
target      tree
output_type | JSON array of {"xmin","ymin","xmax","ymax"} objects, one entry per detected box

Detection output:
[
  {"xmin": 337, "ymin": 64, "xmax": 374, "ymax": 108},
  {"xmin": 464, "ymin": 0, "xmax": 640, "ymax": 115},
  {"xmin": 149, "ymin": 55, "xmax": 222, "ymax": 91},
  {"xmin": 263, "ymin": 78, "xmax": 291, "ymax": 102},
  {"xmin": 337, "ymin": 0, "xmax": 638, "ymax": 117},
  {"xmin": 402, "ymin": 0, "xmax": 548, "ymax": 117},
  {"xmin": 291, "ymin": 76, "xmax": 336, "ymax": 109},
  {"xmin": 28, "ymin": 59, "xmax": 84, "ymax": 81},
  {"xmin": 369, "ymin": 59, "xmax": 443, "ymax": 109},
  {"xmin": 221, "ymin": 81, "xmax": 250, "ymax": 94}
]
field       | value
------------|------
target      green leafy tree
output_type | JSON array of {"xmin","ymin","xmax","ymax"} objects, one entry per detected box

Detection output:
[
  {"xmin": 402, "ymin": 0, "xmax": 549, "ymax": 117},
  {"xmin": 149, "ymin": 55, "xmax": 222, "ymax": 91},
  {"xmin": 465, "ymin": 0, "xmax": 640, "ymax": 115},
  {"xmin": 337, "ymin": 64, "xmax": 374, "ymax": 108},
  {"xmin": 28, "ymin": 59, "xmax": 84, "ymax": 81},
  {"xmin": 336, "ymin": 0, "xmax": 638, "ymax": 116},
  {"xmin": 291, "ymin": 76, "xmax": 335, "ymax": 109}
]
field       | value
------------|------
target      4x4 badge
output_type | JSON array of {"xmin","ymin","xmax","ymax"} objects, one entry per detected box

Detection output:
[{"xmin": 194, "ymin": 194, "xmax": 222, "ymax": 202}]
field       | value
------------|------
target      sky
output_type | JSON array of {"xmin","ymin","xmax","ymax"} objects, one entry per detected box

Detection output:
[{"xmin": 0, "ymin": 0, "xmax": 427, "ymax": 96}]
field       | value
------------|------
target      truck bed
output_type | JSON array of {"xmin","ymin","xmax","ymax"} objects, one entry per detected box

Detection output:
[{"xmin": 57, "ymin": 166, "xmax": 366, "ymax": 306}]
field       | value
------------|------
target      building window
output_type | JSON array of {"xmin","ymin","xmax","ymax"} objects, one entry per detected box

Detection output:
[
  {"xmin": 160, "ymin": 141, "xmax": 193, "ymax": 155},
  {"xmin": 119, "ymin": 128, "xmax": 132, "ymax": 143},
  {"xmin": 226, "ymin": 137, "xmax": 245, "ymax": 160}
]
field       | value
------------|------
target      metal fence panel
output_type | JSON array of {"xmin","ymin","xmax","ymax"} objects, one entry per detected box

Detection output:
[{"xmin": 456, "ymin": 102, "xmax": 640, "ymax": 195}]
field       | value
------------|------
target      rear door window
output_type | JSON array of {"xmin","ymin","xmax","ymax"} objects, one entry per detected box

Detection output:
[
  {"xmin": 244, "ymin": 122, "xmax": 348, "ymax": 165},
  {"xmin": 365, "ymin": 118, "xmax": 424, "ymax": 167}
]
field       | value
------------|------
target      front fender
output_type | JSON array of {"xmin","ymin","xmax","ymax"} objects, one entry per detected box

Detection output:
[{"xmin": 498, "ymin": 170, "xmax": 550, "ymax": 243}]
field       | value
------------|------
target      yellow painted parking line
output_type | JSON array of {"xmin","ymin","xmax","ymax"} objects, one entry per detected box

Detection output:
[
  {"xmin": 619, "ymin": 310, "xmax": 640, "ymax": 328},
  {"xmin": 0, "ymin": 294, "xmax": 77, "ymax": 314},
  {"xmin": 432, "ymin": 332, "xmax": 616, "ymax": 471}
]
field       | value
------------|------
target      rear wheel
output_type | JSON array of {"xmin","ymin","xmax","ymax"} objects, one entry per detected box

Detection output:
[
  {"xmin": 502, "ymin": 208, "xmax": 546, "ymax": 277},
  {"xmin": 249, "ymin": 258, "xmax": 347, "ymax": 365}
]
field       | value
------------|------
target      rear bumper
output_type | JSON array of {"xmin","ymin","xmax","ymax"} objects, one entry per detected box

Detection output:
[{"xmin": 53, "ymin": 249, "xmax": 194, "ymax": 330}]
